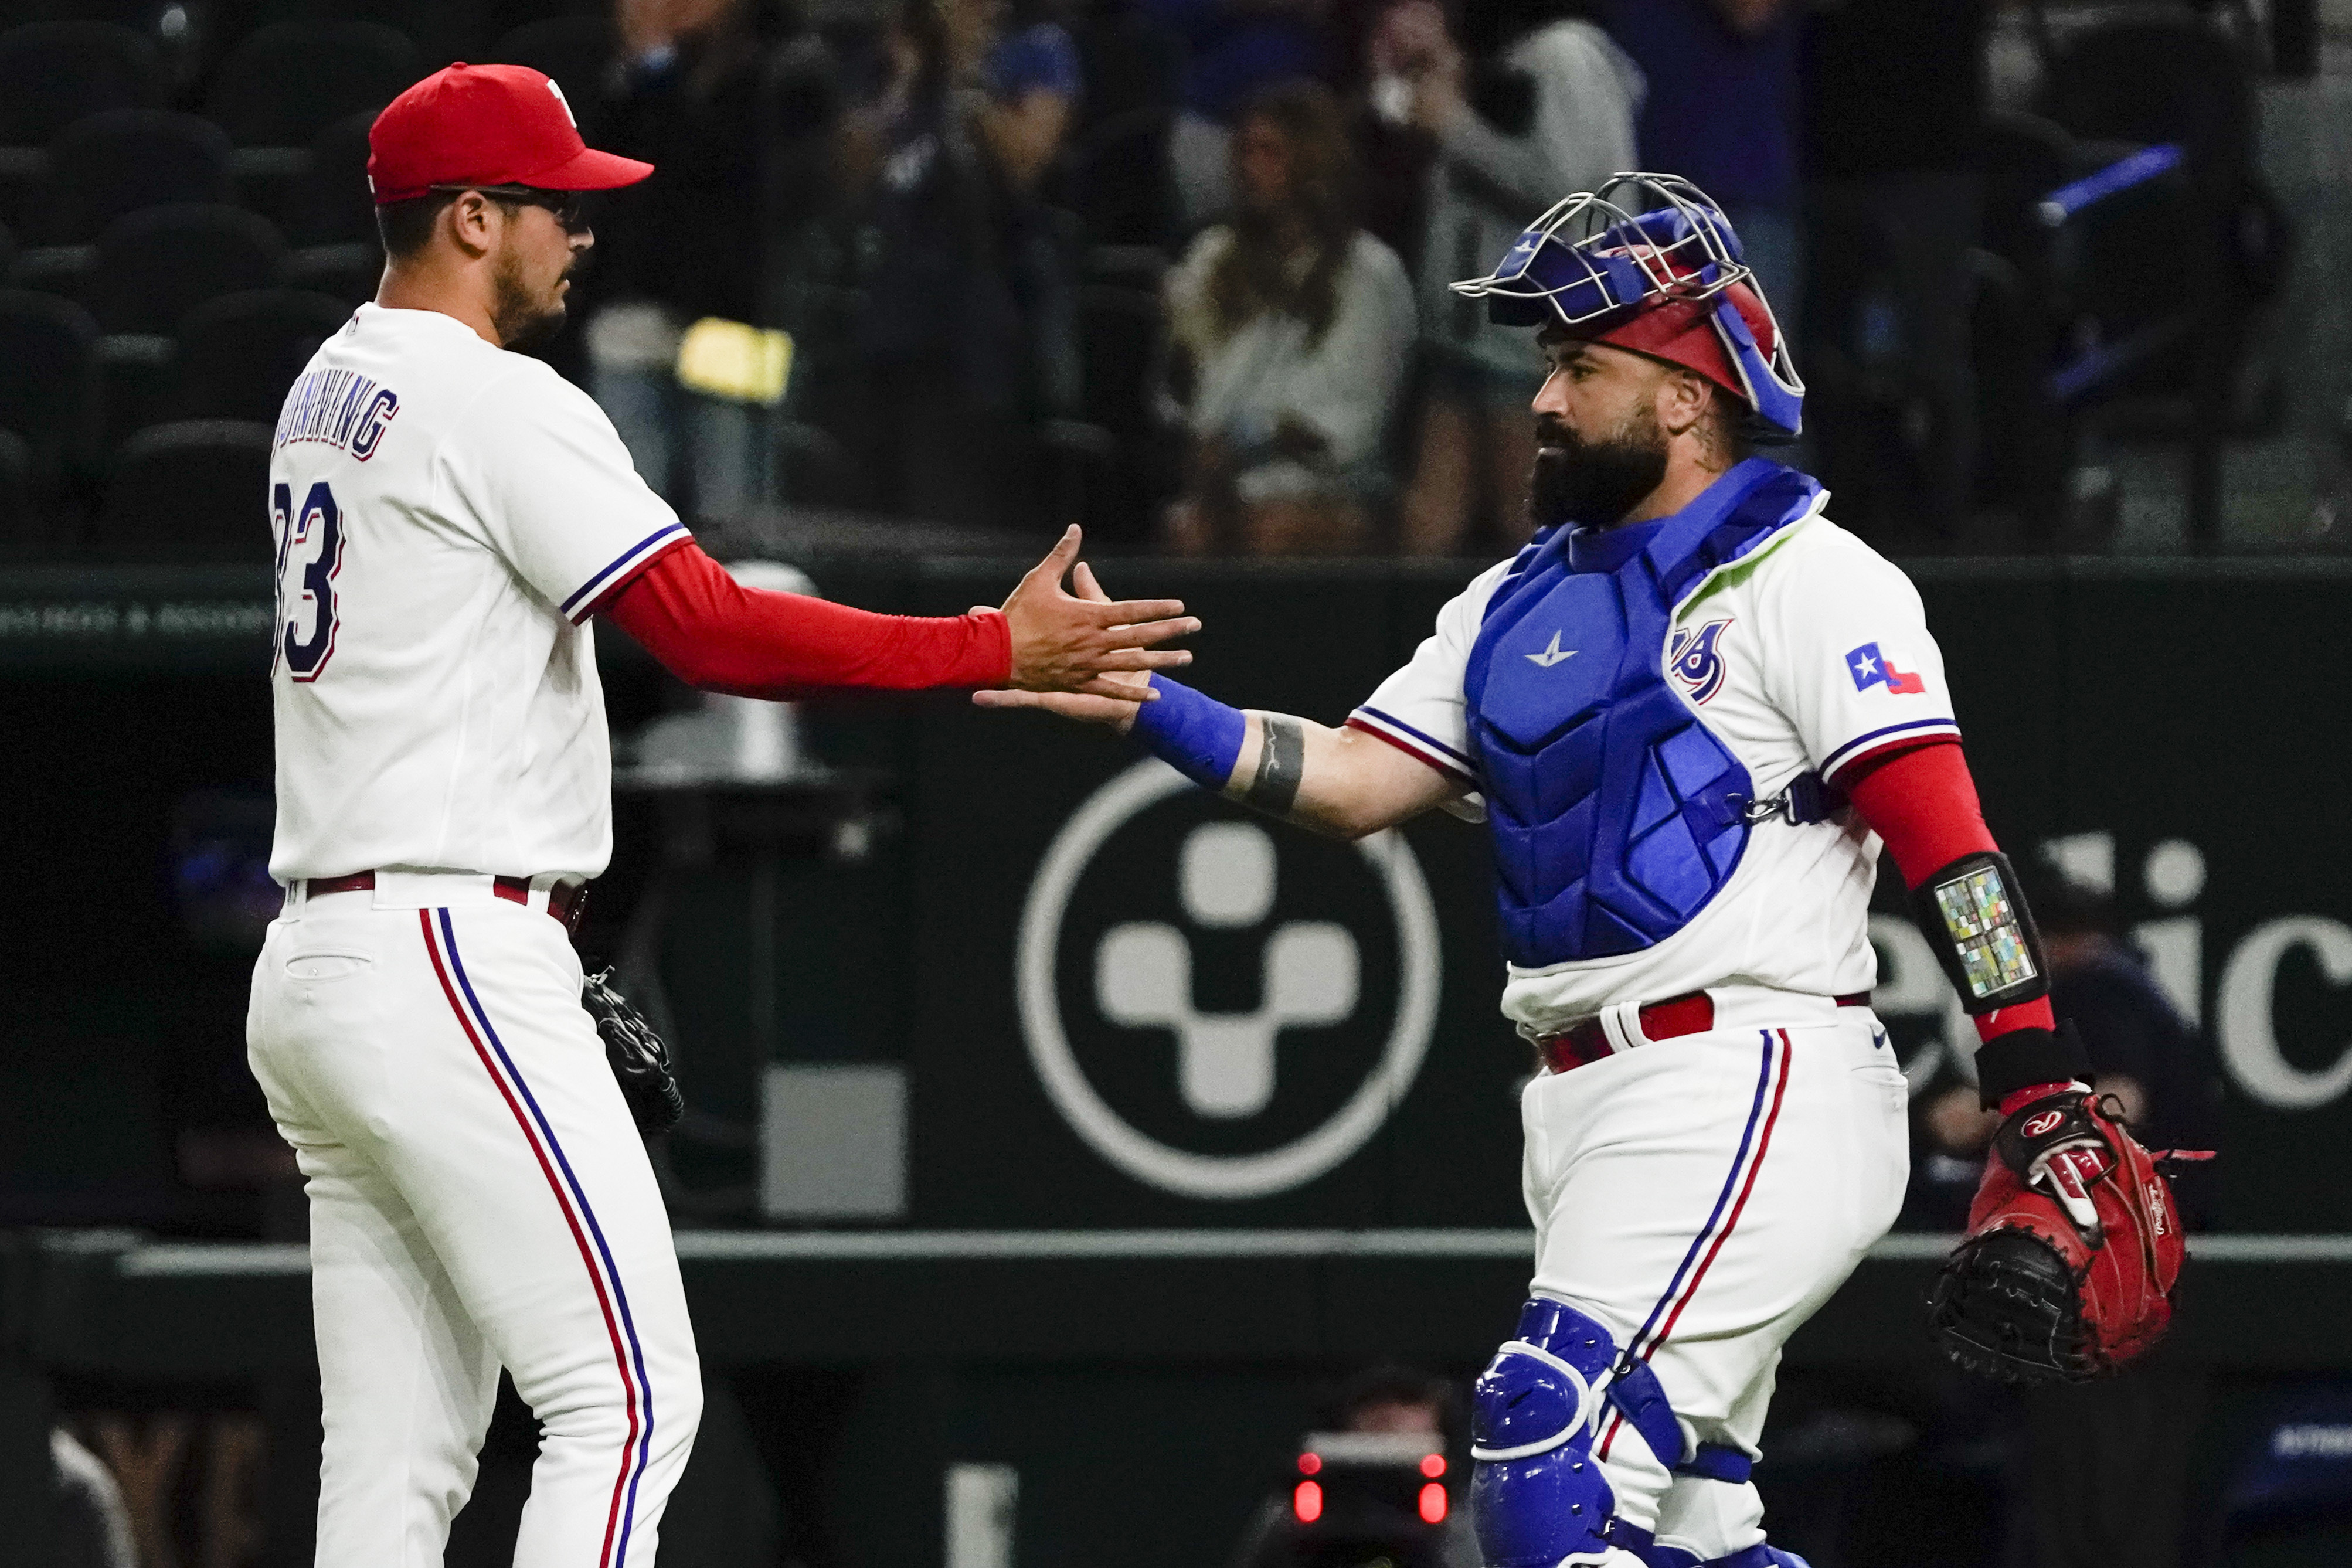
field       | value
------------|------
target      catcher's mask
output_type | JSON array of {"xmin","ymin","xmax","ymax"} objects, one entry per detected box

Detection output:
[{"xmin": 1450, "ymin": 172, "xmax": 1805, "ymax": 442}]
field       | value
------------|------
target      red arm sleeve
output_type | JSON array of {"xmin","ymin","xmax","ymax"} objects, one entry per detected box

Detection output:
[
  {"xmin": 1842, "ymin": 738, "xmax": 2057, "ymax": 1044},
  {"xmin": 597, "ymin": 540, "xmax": 1014, "ymax": 698}
]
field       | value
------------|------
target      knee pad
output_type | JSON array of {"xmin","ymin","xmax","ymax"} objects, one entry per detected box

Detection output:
[{"xmin": 1470, "ymin": 1298, "xmax": 1669, "ymax": 1568}]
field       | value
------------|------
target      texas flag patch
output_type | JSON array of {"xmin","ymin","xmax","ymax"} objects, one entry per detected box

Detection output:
[{"xmin": 1847, "ymin": 642, "xmax": 1926, "ymax": 695}]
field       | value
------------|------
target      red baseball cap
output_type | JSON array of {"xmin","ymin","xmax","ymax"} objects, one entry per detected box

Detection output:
[
  {"xmin": 1576, "ymin": 271, "xmax": 1780, "ymax": 407},
  {"xmin": 367, "ymin": 62, "xmax": 652, "ymax": 205}
]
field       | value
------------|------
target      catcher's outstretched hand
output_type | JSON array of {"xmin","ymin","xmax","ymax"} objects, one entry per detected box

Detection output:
[
  {"xmin": 1000, "ymin": 526, "xmax": 1197, "ymax": 699},
  {"xmin": 978, "ymin": 560, "xmax": 1157, "ymax": 727}
]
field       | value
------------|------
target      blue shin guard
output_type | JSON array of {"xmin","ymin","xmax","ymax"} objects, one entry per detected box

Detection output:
[
  {"xmin": 1470, "ymin": 1298, "xmax": 1679, "ymax": 1568},
  {"xmin": 1641, "ymin": 1549, "xmax": 1813, "ymax": 1568}
]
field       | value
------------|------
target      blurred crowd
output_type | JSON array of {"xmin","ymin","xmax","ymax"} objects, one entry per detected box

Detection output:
[
  {"xmin": 553, "ymin": 0, "xmax": 2286, "ymax": 556},
  {"xmin": 0, "ymin": 0, "xmax": 2293, "ymax": 560},
  {"xmin": 575, "ymin": 0, "xmax": 1891, "ymax": 553}
]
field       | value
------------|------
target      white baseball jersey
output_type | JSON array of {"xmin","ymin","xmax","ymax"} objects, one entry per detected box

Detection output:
[
  {"xmin": 266, "ymin": 302, "xmax": 689, "ymax": 884},
  {"xmin": 1350, "ymin": 505, "xmax": 1960, "ymax": 1033}
]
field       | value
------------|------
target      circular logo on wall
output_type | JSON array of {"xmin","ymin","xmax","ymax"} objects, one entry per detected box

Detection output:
[{"xmin": 1016, "ymin": 760, "xmax": 1442, "ymax": 1200}]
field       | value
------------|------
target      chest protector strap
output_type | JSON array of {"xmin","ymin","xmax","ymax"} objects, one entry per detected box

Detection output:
[{"xmin": 1465, "ymin": 459, "xmax": 1826, "ymax": 968}]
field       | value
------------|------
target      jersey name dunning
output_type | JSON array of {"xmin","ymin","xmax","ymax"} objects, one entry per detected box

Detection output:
[{"xmin": 276, "ymin": 366, "xmax": 400, "ymax": 458}]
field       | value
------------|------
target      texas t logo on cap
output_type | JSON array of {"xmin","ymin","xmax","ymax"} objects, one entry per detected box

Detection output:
[{"xmin": 366, "ymin": 62, "xmax": 651, "ymax": 205}]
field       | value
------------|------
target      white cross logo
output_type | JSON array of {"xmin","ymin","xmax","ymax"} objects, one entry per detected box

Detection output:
[{"xmin": 1096, "ymin": 822, "xmax": 1357, "ymax": 1119}]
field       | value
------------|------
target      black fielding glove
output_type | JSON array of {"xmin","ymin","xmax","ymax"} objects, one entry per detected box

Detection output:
[{"xmin": 583, "ymin": 967, "xmax": 684, "ymax": 1135}]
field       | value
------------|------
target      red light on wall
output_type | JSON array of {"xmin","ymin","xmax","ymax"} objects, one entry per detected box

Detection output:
[
  {"xmin": 1293, "ymin": 1480, "xmax": 1324, "ymax": 1523},
  {"xmin": 1419, "ymin": 1454, "xmax": 1446, "ymax": 1478},
  {"xmin": 1297, "ymin": 1452, "xmax": 1322, "ymax": 1475},
  {"xmin": 1418, "ymin": 1482, "xmax": 1448, "ymax": 1524}
]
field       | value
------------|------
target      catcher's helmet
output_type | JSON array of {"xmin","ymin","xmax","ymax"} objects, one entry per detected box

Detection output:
[{"xmin": 1450, "ymin": 172, "xmax": 1805, "ymax": 441}]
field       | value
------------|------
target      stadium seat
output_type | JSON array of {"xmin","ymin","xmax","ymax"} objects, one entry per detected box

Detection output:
[
  {"xmin": 488, "ymin": 16, "xmax": 615, "ymax": 112},
  {"xmin": 2041, "ymin": 12, "xmax": 2257, "ymax": 189},
  {"xmin": 81, "ymin": 203, "xmax": 286, "ymax": 335},
  {"xmin": 0, "ymin": 288, "xmax": 101, "ymax": 491},
  {"xmin": 232, "ymin": 0, "xmax": 481, "ymax": 65},
  {"xmin": 23, "ymin": 108, "xmax": 234, "ymax": 247},
  {"xmin": 1065, "ymin": 108, "xmax": 1174, "ymax": 250},
  {"xmin": 1978, "ymin": 111, "xmax": 2074, "ymax": 270},
  {"xmin": 276, "ymin": 108, "xmax": 384, "ymax": 305},
  {"xmin": 1068, "ymin": 284, "xmax": 1172, "ymax": 542},
  {"xmin": 1069, "ymin": 5, "xmax": 1180, "ymax": 134},
  {"xmin": 0, "ymin": 20, "xmax": 168, "ymax": 230},
  {"xmin": 485, "ymin": 0, "xmax": 607, "ymax": 36},
  {"xmin": 170, "ymin": 289, "xmax": 351, "ymax": 424},
  {"xmin": 287, "ymin": 243, "xmax": 383, "ymax": 308},
  {"xmin": 284, "ymin": 110, "xmax": 377, "ymax": 249},
  {"xmin": 90, "ymin": 419, "xmax": 273, "ymax": 563},
  {"xmin": 204, "ymin": 20, "xmax": 420, "ymax": 153},
  {"xmin": 1076, "ymin": 283, "xmax": 1161, "ymax": 442},
  {"xmin": 0, "ymin": 426, "xmax": 36, "ymax": 558},
  {"xmin": 0, "ymin": 22, "xmax": 166, "ymax": 148}
]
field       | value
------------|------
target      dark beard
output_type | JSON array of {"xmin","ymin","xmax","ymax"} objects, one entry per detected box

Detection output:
[
  {"xmin": 490, "ymin": 250, "xmax": 569, "ymax": 351},
  {"xmin": 1527, "ymin": 405, "xmax": 1670, "ymax": 531}
]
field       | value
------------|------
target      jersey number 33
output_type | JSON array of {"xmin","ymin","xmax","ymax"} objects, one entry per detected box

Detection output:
[{"xmin": 271, "ymin": 479, "xmax": 344, "ymax": 682}]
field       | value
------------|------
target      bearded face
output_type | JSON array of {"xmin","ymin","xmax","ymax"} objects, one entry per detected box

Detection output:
[
  {"xmin": 1527, "ymin": 399, "xmax": 1671, "ymax": 532},
  {"xmin": 488, "ymin": 216, "xmax": 576, "ymax": 352}
]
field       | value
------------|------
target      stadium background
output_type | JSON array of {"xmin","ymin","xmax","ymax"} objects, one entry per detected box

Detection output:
[{"xmin": 6, "ymin": 1, "xmax": 2352, "ymax": 1566}]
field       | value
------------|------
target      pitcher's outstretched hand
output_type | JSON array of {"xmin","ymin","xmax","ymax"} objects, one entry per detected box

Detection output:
[
  {"xmin": 1000, "ymin": 527, "xmax": 1196, "ymax": 699},
  {"xmin": 978, "ymin": 560, "xmax": 1158, "ymax": 726}
]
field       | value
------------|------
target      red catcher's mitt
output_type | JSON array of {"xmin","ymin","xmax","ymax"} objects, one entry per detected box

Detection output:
[{"xmin": 1928, "ymin": 1090, "xmax": 2205, "ymax": 1384}]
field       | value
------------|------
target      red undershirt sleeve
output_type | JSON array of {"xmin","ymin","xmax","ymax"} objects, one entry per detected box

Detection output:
[
  {"xmin": 593, "ymin": 540, "xmax": 1014, "ymax": 698},
  {"xmin": 1840, "ymin": 737, "xmax": 2058, "ymax": 1043}
]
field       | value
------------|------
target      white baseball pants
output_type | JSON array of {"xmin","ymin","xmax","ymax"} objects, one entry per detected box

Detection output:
[
  {"xmin": 1518, "ymin": 1000, "xmax": 1909, "ymax": 1564},
  {"xmin": 247, "ymin": 879, "xmax": 701, "ymax": 1567}
]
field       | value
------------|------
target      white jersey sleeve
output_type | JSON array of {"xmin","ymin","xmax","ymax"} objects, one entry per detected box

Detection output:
[
  {"xmin": 1760, "ymin": 532, "xmax": 1963, "ymax": 780},
  {"xmin": 442, "ymin": 361, "xmax": 689, "ymax": 621},
  {"xmin": 1344, "ymin": 557, "xmax": 1513, "ymax": 787}
]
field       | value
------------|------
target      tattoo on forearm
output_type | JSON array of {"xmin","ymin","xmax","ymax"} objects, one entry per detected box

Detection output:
[{"xmin": 1240, "ymin": 714, "xmax": 1306, "ymax": 815}]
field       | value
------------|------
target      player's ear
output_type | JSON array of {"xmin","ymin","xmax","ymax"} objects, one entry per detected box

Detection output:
[
  {"xmin": 1660, "ymin": 365, "xmax": 1711, "ymax": 438},
  {"xmin": 445, "ymin": 191, "xmax": 497, "ymax": 260}
]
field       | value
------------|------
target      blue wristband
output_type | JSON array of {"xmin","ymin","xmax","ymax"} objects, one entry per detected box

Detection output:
[{"xmin": 1129, "ymin": 675, "xmax": 1245, "ymax": 790}]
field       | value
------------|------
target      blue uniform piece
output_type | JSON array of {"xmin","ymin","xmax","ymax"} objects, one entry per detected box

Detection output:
[
  {"xmin": 1470, "ymin": 1297, "xmax": 1690, "ymax": 1568},
  {"xmin": 1641, "ymin": 1545, "xmax": 1814, "ymax": 1568},
  {"xmin": 1463, "ymin": 459, "xmax": 1824, "ymax": 968},
  {"xmin": 1127, "ymin": 674, "xmax": 1247, "ymax": 790}
]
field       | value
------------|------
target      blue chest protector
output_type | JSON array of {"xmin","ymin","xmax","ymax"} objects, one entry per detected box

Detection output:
[{"xmin": 1465, "ymin": 458, "xmax": 1824, "ymax": 968}]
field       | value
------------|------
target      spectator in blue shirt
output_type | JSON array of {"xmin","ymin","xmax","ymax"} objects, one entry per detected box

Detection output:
[{"xmin": 981, "ymin": 0, "xmax": 1086, "ymax": 192}]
